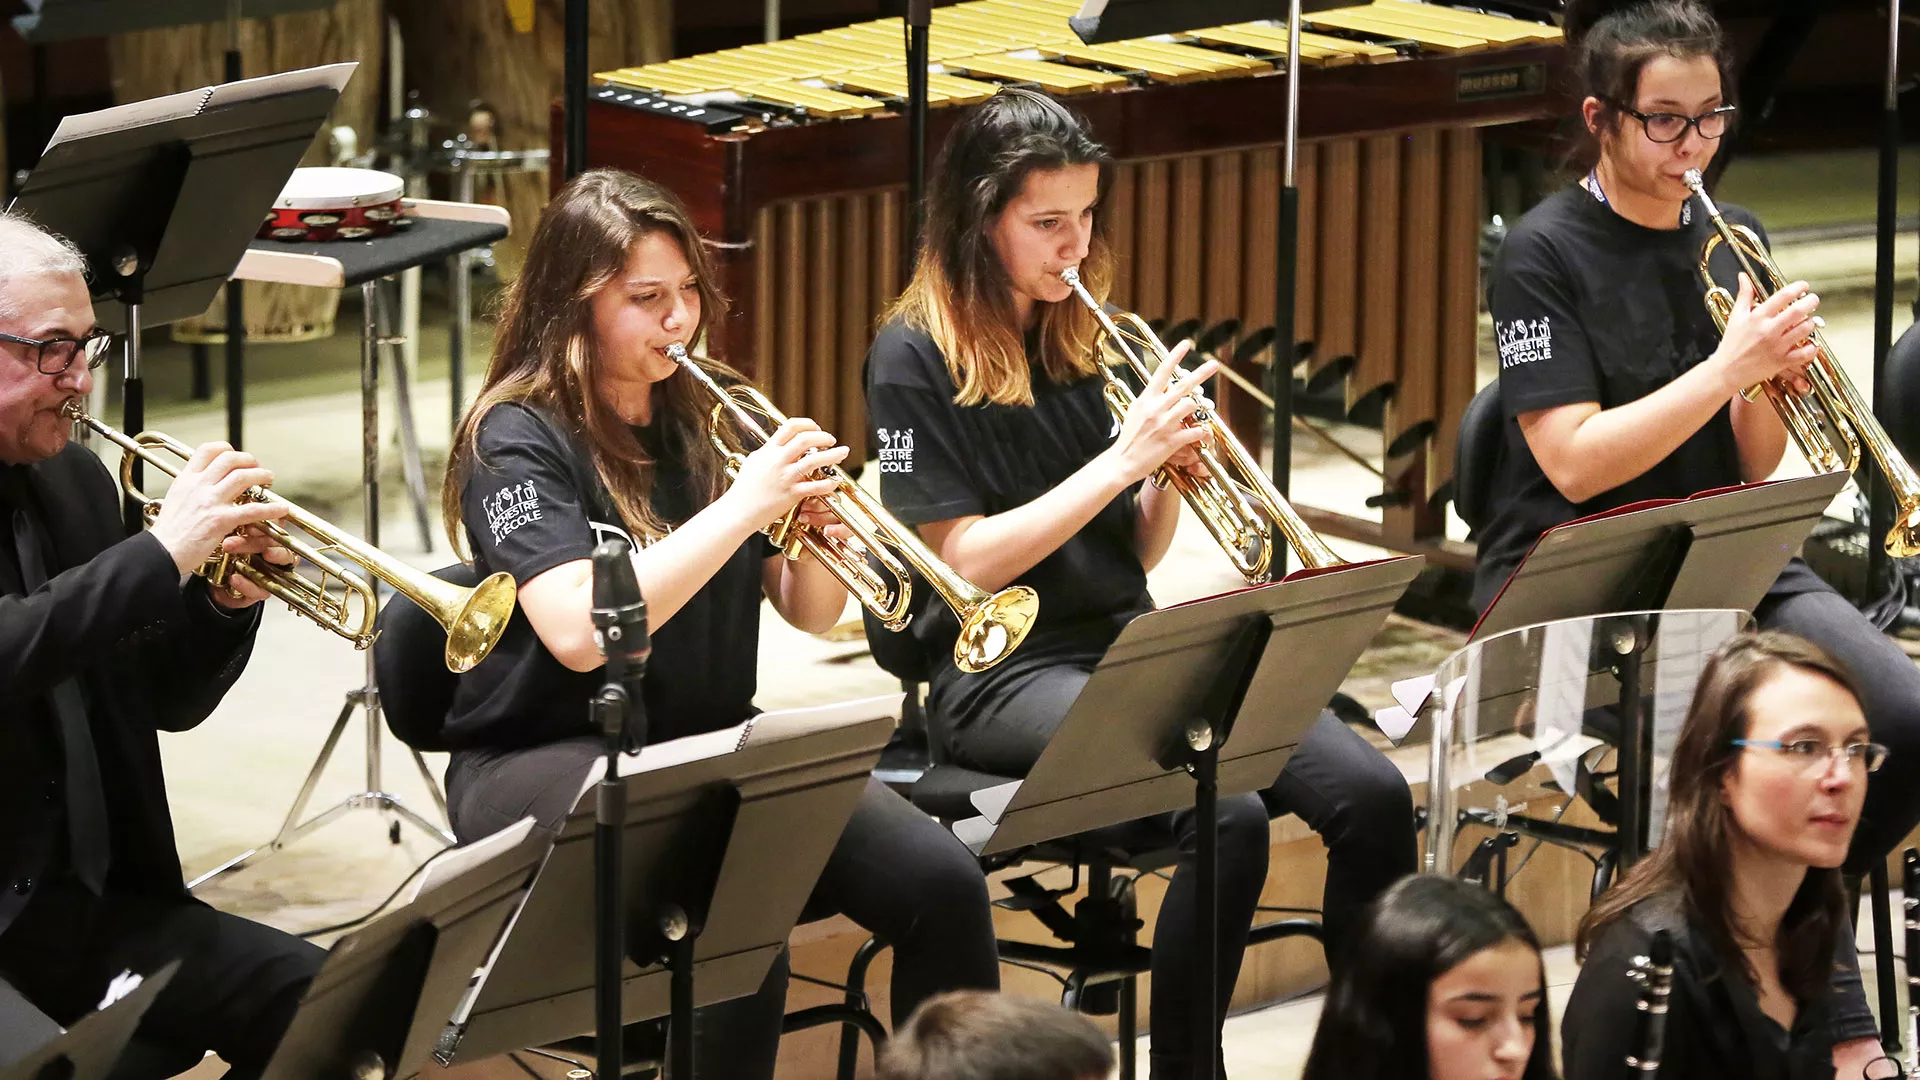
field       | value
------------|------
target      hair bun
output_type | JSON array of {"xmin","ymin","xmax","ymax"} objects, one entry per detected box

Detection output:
[{"xmin": 1564, "ymin": 0, "xmax": 1697, "ymax": 44}]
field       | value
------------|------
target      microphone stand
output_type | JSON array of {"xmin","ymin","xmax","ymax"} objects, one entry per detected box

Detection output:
[{"xmin": 591, "ymin": 560, "xmax": 648, "ymax": 1079}]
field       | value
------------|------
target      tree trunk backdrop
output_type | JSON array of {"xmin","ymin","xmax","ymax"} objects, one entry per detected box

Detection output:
[
  {"xmin": 108, "ymin": 0, "xmax": 384, "ymax": 342},
  {"xmin": 390, "ymin": 0, "xmax": 672, "ymax": 280}
]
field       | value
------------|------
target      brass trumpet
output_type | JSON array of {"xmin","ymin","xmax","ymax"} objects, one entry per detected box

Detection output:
[
  {"xmin": 1059, "ymin": 267, "xmax": 1343, "ymax": 582},
  {"xmin": 64, "ymin": 402, "xmax": 517, "ymax": 672},
  {"xmin": 1685, "ymin": 169, "xmax": 1920, "ymax": 556},
  {"xmin": 666, "ymin": 344, "xmax": 1038, "ymax": 673}
]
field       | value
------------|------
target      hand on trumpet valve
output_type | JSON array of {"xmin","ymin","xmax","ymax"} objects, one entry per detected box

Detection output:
[
  {"xmin": 208, "ymin": 525, "xmax": 299, "ymax": 610},
  {"xmin": 148, "ymin": 441, "xmax": 290, "ymax": 575},
  {"xmin": 723, "ymin": 417, "xmax": 849, "ymax": 529},
  {"xmin": 1717, "ymin": 272, "xmax": 1821, "ymax": 396},
  {"xmin": 1108, "ymin": 340, "xmax": 1219, "ymax": 485},
  {"xmin": 789, "ymin": 497, "xmax": 855, "ymax": 542}
]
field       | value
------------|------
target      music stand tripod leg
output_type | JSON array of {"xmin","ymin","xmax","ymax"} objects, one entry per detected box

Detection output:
[{"xmin": 374, "ymin": 279, "xmax": 435, "ymax": 552}]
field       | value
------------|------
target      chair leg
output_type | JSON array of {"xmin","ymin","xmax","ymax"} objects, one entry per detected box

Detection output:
[
  {"xmin": 1118, "ymin": 974, "xmax": 1138, "ymax": 1080},
  {"xmin": 836, "ymin": 937, "xmax": 890, "ymax": 1080}
]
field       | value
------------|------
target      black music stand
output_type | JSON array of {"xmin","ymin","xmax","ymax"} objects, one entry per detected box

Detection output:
[
  {"xmin": 260, "ymin": 820, "xmax": 549, "ymax": 1080},
  {"xmin": 438, "ymin": 704, "xmax": 896, "ymax": 1071},
  {"xmin": 1454, "ymin": 472, "xmax": 1846, "ymax": 867},
  {"xmin": 8, "ymin": 63, "xmax": 351, "ymax": 528},
  {"xmin": 0, "ymin": 962, "xmax": 178, "ymax": 1080},
  {"xmin": 951, "ymin": 557, "xmax": 1420, "ymax": 1080}
]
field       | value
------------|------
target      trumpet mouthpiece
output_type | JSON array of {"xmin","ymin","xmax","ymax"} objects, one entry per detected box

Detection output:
[
  {"xmin": 1060, "ymin": 266, "xmax": 1081, "ymax": 287},
  {"xmin": 1682, "ymin": 168, "xmax": 1704, "ymax": 190},
  {"xmin": 666, "ymin": 342, "xmax": 689, "ymax": 362}
]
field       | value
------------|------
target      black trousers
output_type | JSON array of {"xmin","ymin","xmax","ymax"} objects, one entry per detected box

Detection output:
[
  {"xmin": 447, "ymin": 737, "xmax": 1000, "ymax": 1080},
  {"xmin": 941, "ymin": 665, "xmax": 1417, "ymax": 1080},
  {"xmin": 1755, "ymin": 559, "xmax": 1920, "ymax": 1046},
  {"xmin": 0, "ymin": 879, "xmax": 324, "ymax": 1080}
]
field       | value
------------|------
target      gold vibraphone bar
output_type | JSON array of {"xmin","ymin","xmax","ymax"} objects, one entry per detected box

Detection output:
[{"xmin": 579, "ymin": 0, "xmax": 1566, "ymax": 558}]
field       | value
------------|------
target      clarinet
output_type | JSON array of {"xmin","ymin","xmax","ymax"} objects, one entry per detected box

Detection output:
[
  {"xmin": 1906, "ymin": 850, "xmax": 1919, "ymax": 1079},
  {"xmin": 1625, "ymin": 929, "xmax": 1675, "ymax": 1075}
]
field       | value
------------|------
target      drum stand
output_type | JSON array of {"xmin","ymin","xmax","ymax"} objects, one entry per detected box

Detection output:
[{"xmin": 190, "ymin": 277, "xmax": 459, "ymax": 889}]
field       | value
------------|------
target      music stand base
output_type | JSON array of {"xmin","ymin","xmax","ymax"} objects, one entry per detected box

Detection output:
[{"xmin": 186, "ymin": 684, "xmax": 455, "ymax": 895}]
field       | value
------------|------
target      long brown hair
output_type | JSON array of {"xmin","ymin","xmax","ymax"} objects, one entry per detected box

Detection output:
[
  {"xmin": 1577, "ymin": 631, "xmax": 1859, "ymax": 1004},
  {"xmin": 886, "ymin": 88, "xmax": 1115, "ymax": 406},
  {"xmin": 444, "ymin": 168, "xmax": 742, "ymax": 551},
  {"xmin": 1564, "ymin": 0, "xmax": 1735, "ymax": 172}
]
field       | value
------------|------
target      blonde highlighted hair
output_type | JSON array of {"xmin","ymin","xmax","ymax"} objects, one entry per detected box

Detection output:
[{"xmin": 886, "ymin": 88, "xmax": 1115, "ymax": 406}]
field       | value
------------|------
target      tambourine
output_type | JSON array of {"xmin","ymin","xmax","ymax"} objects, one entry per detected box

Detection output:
[{"xmin": 257, "ymin": 167, "xmax": 411, "ymax": 243}]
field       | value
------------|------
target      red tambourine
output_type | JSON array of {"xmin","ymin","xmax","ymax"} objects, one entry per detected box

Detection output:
[{"xmin": 257, "ymin": 167, "xmax": 412, "ymax": 243}]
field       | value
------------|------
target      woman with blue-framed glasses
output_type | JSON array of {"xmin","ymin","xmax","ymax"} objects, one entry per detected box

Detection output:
[{"xmin": 1564, "ymin": 631, "xmax": 1877, "ymax": 1080}]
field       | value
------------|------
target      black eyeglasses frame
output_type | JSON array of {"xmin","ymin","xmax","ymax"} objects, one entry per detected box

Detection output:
[{"xmin": 0, "ymin": 328, "xmax": 115, "ymax": 375}]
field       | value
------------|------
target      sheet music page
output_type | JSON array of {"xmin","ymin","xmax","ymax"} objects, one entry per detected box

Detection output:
[
  {"xmin": 203, "ymin": 61, "xmax": 356, "ymax": 111},
  {"xmin": 1074, "ymin": 0, "xmax": 1110, "ymax": 15},
  {"xmin": 45, "ymin": 88, "xmax": 210, "ymax": 145},
  {"xmin": 737, "ymin": 694, "xmax": 898, "ymax": 748},
  {"xmin": 575, "ymin": 694, "xmax": 899, "ymax": 798},
  {"xmin": 406, "ymin": 817, "xmax": 541, "ymax": 904}
]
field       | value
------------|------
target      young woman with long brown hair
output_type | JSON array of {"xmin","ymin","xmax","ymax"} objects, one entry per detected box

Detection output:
[
  {"xmin": 1564, "ymin": 632, "xmax": 1881, "ymax": 1078},
  {"xmin": 438, "ymin": 168, "xmax": 999, "ymax": 1076},
  {"xmin": 863, "ymin": 87, "xmax": 1417, "ymax": 1078}
]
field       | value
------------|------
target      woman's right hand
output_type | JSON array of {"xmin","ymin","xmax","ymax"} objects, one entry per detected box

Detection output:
[
  {"xmin": 722, "ymin": 417, "xmax": 848, "ymax": 530},
  {"xmin": 1105, "ymin": 343, "xmax": 1220, "ymax": 486},
  {"xmin": 1714, "ymin": 272, "xmax": 1822, "ymax": 397}
]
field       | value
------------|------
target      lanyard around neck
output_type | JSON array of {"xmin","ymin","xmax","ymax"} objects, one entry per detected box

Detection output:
[{"xmin": 1587, "ymin": 167, "xmax": 1692, "ymax": 227}]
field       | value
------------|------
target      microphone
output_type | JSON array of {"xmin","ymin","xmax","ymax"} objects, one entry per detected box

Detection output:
[{"xmin": 591, "ymin": 537, "xmax": 650, "ymax": 749}]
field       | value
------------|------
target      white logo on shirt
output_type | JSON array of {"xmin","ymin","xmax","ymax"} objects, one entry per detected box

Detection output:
[
  {"xmin": 875, "ymin": 427, "xmax": 915, "ymax": 473},
  {"xmin": 1496, "ymin": 316, "xmax": 1553, "ymax": 369},
  {"xmin": 484, "ymin": 480, "xmax": 544, "ymax": 543}
]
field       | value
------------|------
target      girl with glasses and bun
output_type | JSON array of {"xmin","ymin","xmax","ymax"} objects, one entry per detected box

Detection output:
[
  {"xmin": 1564, "ymin": 632, "xmax": 1883, "ymax": 1079},
  {"xmin": 1478, "ymin": 4, "xmax": 1920, "ymax": 1069},
  {"xmin": 863, "ymin": 87, "xmax": 1417, "ymax": 1078},
  {"xmin": 439, "ymin": 168, "xmax": 999, "ymax": 1077},
  {"xmin": 1302, "ymin": 875, "xmax": 1555, "ymax": 1080}
]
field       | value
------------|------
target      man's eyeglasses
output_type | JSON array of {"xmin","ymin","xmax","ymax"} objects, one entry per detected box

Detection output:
[
  {"xmin": 1605, "ymin": 100, "xmax": 1737, "ymax": 144},
  {"xmin": 1731, "ymin": 738, "xmax": 1888, "ymax": 774},
  {"xmin": 0, "ymin": 328, "xmax": 114, "ymax": 375}
]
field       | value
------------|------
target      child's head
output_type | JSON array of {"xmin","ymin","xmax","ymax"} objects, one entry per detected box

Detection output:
[{"xmin": 877, "ymin": 990, "xmax": 1113, "ymax": 1080}]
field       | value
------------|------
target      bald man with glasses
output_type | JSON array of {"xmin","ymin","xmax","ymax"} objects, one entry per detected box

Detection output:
[{"xmin": 0, "ymin": 210, "xmax": 323, "ymax": 1078}]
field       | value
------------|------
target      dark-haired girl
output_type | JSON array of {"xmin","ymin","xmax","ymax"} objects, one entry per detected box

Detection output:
[
  {"xmin": 440, "ymin": 168, "xmax": 999, "ymax": 1077},
  {"xmin": 1478, "ymin": 3, "xmax": 1918, "ymax": 1067},
  {"xmin": 864, "ymin": 87, "xmax": 1417, "ymax": 1079},
  {"xmin": 1301, "ymin": 875, "xmax": 1556, "ymax": 1080},
  {"xmin": 1564, "ymin": 632, "xmax": 1878, "ymax": 1079}
]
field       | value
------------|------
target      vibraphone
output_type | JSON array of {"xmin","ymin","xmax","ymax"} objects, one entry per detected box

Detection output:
[{"xmin": 576, "ymin": 0, "xmax": 1566, "ymax": 560}]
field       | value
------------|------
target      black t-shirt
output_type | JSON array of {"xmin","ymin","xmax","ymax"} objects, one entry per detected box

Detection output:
[
  {"xmin": 445, "ymin": 401, "xmax": 776, "ymax": 751},
  {"xmin": 1475, "ymin": 184, "xmax": 1799, "ymax": 611},
  {"xmin": 864, "ymin": 319, "xmax": 1150, "ymax": 721}
]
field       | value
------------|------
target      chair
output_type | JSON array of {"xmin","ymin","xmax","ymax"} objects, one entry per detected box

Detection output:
[
  {"xmin": 371, "ymin": 570, "xmax": 886, "ymax": 1078},
  {"xmin": 859, "ymin": 610, "xmax": 1324, "ymax": 1080},
  {"xmin": 1451, "ymin": 378, "xmax": 1506, "ymax": 538}
]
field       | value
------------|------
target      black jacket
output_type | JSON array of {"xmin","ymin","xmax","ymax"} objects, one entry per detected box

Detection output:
[
  {"xmin": 0, "ymin": 443, "xmax": 259, "ymax": 935},
  {"xmin": 1562, "ymin": 892, "xmax": 1839, "ymax": 1080}
]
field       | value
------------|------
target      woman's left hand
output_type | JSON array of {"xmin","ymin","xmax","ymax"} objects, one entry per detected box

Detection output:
[{"xmin": 790, "ymin": 496, "xmax": 855, "ymax": 543}]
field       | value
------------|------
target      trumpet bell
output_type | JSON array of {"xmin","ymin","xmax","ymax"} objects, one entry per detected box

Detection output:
[
  {"xmin": 955, "ymin": 585, "xmax": 1040, "ymax": 674},
  {"xmin": 441, "ymin": 570, "xmax": 520, "ymax": 672}
]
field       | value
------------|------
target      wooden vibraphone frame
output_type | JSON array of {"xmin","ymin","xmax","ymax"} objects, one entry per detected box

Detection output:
[{"xmin": 568, "ymin": 18, "xmax": 1567, "ymax": 565}]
